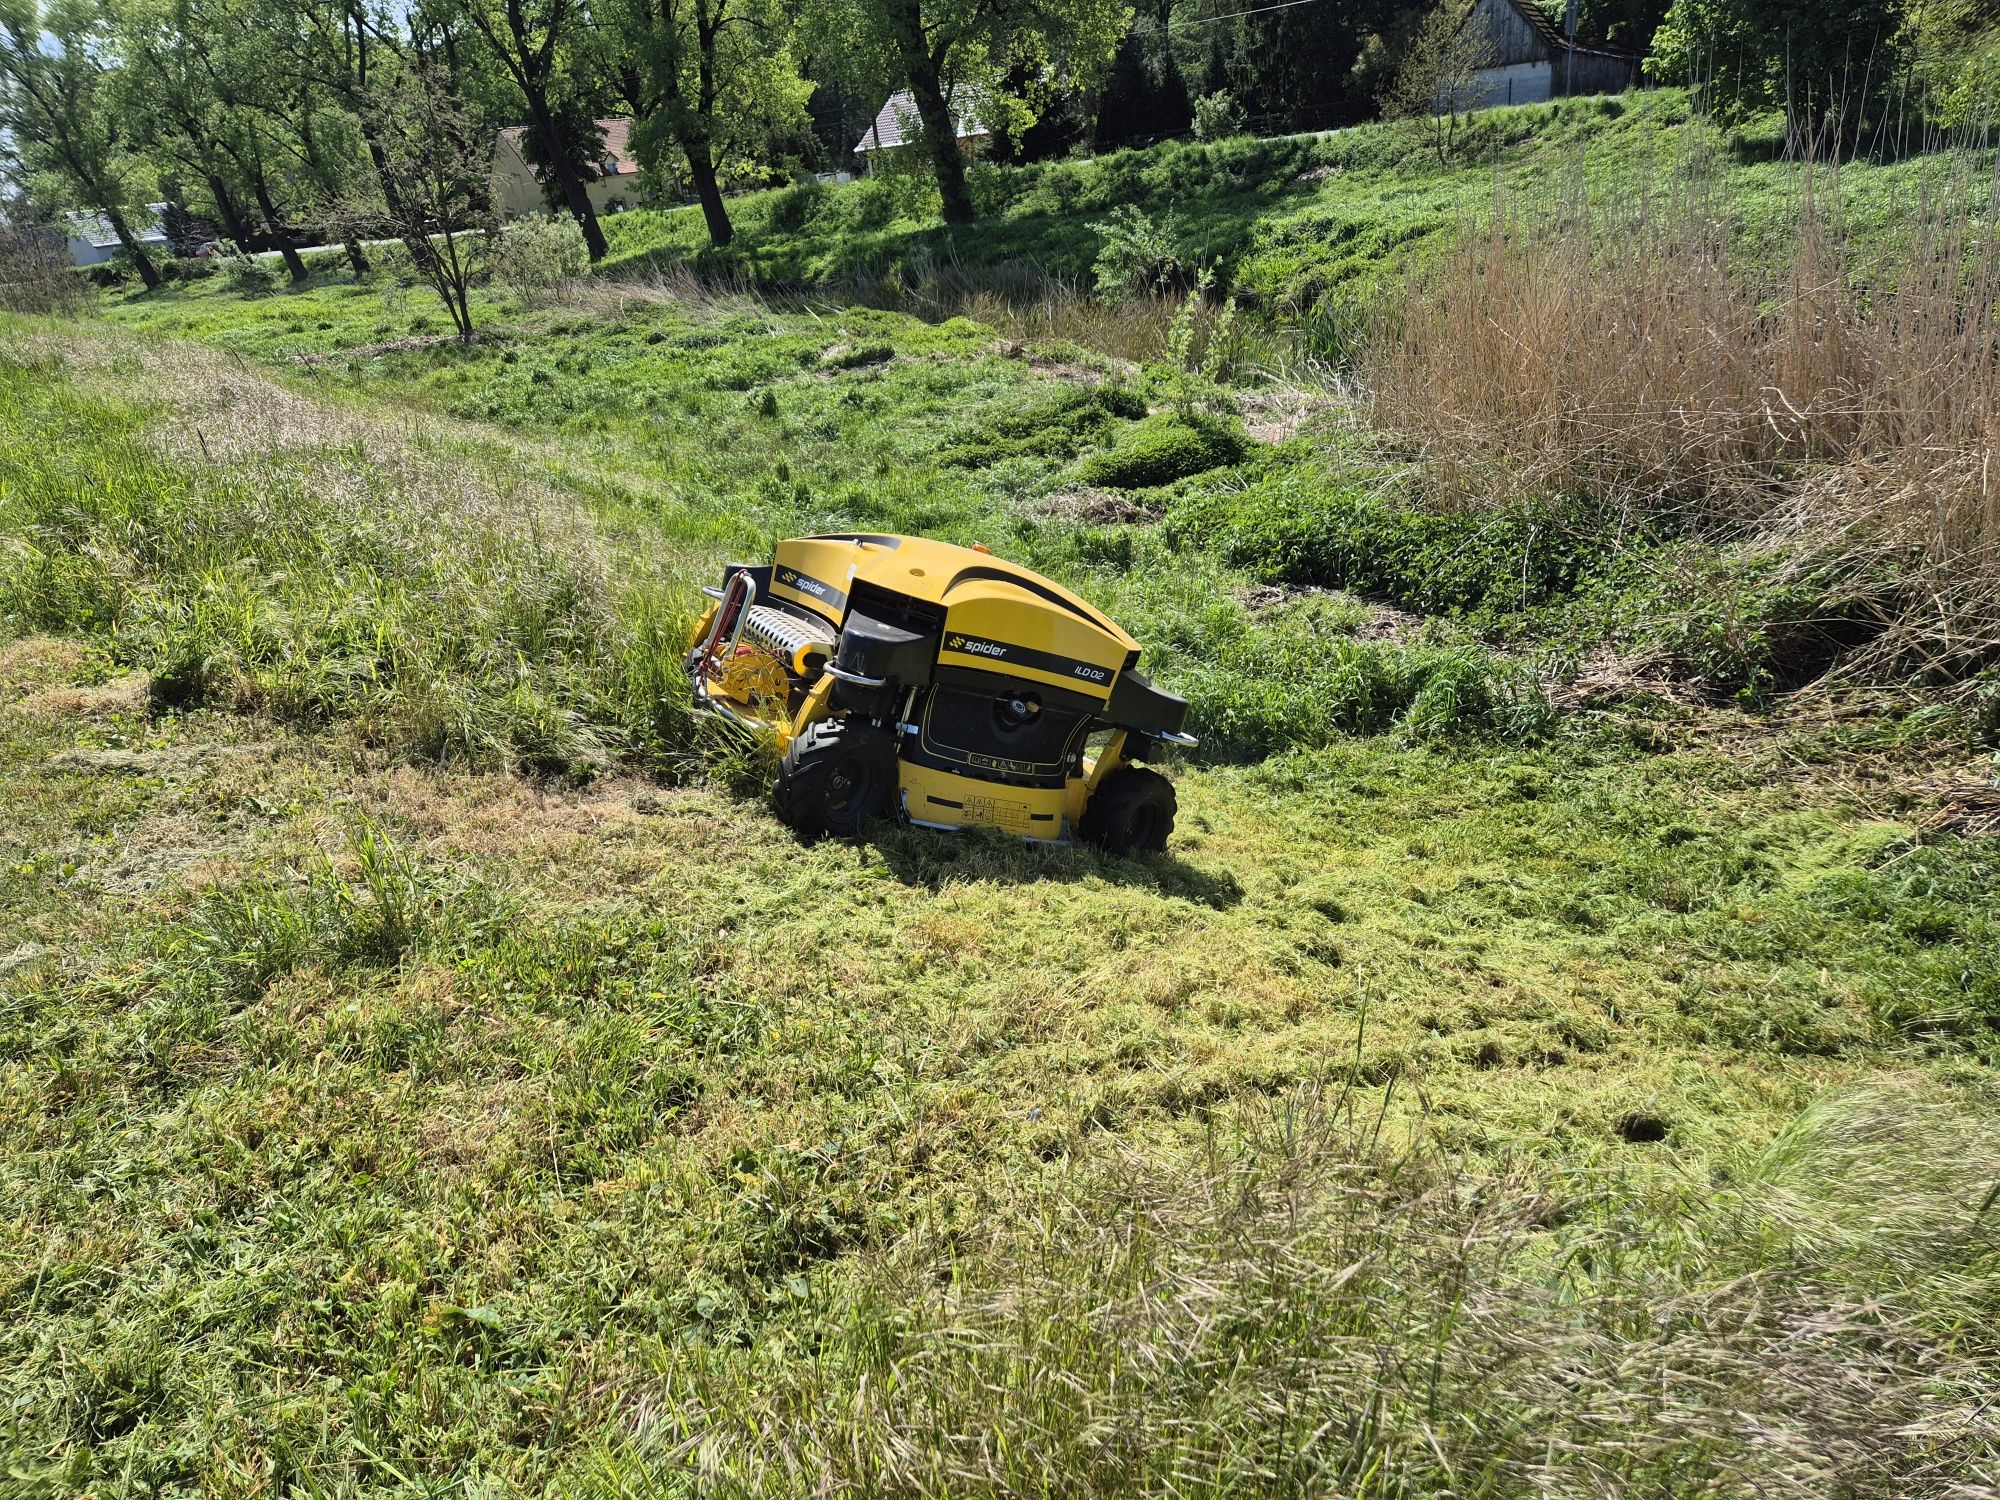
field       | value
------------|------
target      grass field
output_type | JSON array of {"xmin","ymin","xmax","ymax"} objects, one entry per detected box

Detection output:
[{"xmin": 4, "ymin": 100, "xmax": 2000, "ymax": 1495}]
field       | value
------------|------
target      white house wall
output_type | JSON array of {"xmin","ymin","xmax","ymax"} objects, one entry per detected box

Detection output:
[
  {"xmin": 491, "ymin": 141, "xmax": 643, "ymax": 223},
  {"xmin": 1467, "ymin": 60, "xmax": 1554, "ymax": 109}
]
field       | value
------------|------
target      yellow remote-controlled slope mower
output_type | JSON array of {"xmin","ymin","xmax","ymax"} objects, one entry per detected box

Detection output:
[{"xmin": 685, "ymin": 534, "xmax": 1196, "ymax": 851}]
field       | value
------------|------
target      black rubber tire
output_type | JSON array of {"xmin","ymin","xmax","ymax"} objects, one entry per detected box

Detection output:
[
  {"xmin": 772, "ymin": 718, "xmax": 899, "ymax": 838},
  {"xmin": 1079, "ymin": 766, "xmax": 1177, "ymax": 854}
]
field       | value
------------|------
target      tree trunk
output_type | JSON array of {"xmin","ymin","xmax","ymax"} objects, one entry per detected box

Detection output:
[
  {"xmin": 526, "ymin": 94, "xmax": 608, "ymax": 261},
  {"xmin": 103, "ymin": 204, "xmax": 162, "ymax": 289},
  {"xmin": 344, "ymin": 236, "xmax": 370, "ymax": 274},
  {"xmin": 904, "ymin": 58, "xmax": 973, "ymax": 223},
  {"xmin": 249, "ymin": 171, "xmax": 309, "ymax": 282},
  {"xmin": 362, "ymin": 130, "xmax": 441, "ymax": 276},
  {"xmin": 206, "ymin": 174, "xmax": 257, "ymax": 252},
  {"xmin": 683, "ymin": 137, "xmax": 732, "ymax": 247}
]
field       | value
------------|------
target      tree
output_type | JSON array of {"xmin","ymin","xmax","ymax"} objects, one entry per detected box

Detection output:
[
  {"xmin": 1908, "ymin": 0, "xmax": 2000, "ymax": 127},
  {"xmin": 281, "ymin": 0, "xmax": 458, "ymax": 278},
  {"xmin": 1563, "ymin": 0, "xmax": 1671, "ymax": 53},
  {"xmin": 336, "ymin": 62, "xmax": 495, "ymax": 338},
  {"xmin": 1379, "ymin": 0, "xmax": 1496, "ymax": 163},
  {"xmin": 1092, "ymin": 7, "xmax": 1190, "ymax": 150},
  {"xmin": 610, "ymin": 0, "xmax": 808, "ymax": 247},
  {"xmin": 452, "ymin": 0, "xmax": 608, "ymax": 260},
  {"xmin": 833, "ymin": 0, "xmax": 1128, "ymax": 224},
  {"xmin": 1163, "ymin": 0, "xmax": 1408, "ymax": 136},
  {"xmin": 0, "ymin": 0, "xmax": 162, "ymax": 288},
  {"xmin": 120, "ymin": 0, "xmax": 261, "ymax": 253},
  {"xmin": 1648, "ymin": 0, "xmax": 1910, "ymax": 134},
  {"xmin": 153, "ymin": 0, "xmax": 327, "ymax": 282}
]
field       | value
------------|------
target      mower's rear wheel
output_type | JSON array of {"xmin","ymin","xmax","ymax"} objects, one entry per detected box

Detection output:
[
  {"xmin": 773, "ymin": 718, "xmax": 898, "ymax": 839},
  {"xmin": 1080, "ymin": 767, "xmax": 1177, "ymax": 855}
]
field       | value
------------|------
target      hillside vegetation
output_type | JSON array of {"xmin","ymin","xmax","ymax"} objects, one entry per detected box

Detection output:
[
  {"xmin": 596, "ymin": 93, "xmax": 1989, "ymax": 328},
  {"xmin": 5, "ymin": 100, "xmax": 2000, "ymax": 1495}
]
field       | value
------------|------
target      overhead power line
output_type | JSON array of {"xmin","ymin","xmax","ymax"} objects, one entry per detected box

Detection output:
[{"xmin": 1176, "ymin": 0, "xmax": 1330, "ymax": 26}]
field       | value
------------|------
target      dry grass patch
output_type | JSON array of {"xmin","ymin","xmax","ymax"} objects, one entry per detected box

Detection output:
[{"xmin": 1369, "ymin": 147, "xmax": 2000, "ymax": 679}]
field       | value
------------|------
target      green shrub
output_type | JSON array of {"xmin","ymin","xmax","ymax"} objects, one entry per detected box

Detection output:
[
  {"xmin": 765, "ymin": 181, "xmax": 825, "ymax": 233},
  {"xmin": 159, "ymin": 256, "xmax": 217, "ymax": 283},
  {"xmin": 1168, "ymin": 470, "xmax": 1624, "ymax": 617},
  {"xmin": 1076, "ymin": 414, "xmax": 1247, "ymax": 489},
  {"xmin": 1974, "ymin": 672, "xmax": 2000, "ymax": 747},
  {"xmin": 839, "ymin": 178, "xmax": 898, "ymax": 231},
  {"xmin": 490, "ymin": 215, "xmax": 590, "ymax": 300},
  {"xmin": 1090, "ymin": 204, "xmax": 1191, "ymax": 302},
  {"xmin": 1604, "ymin": 547, "xmax": 1890, "ymax": 703},
  {"xmin": 965, "ymin": 163, "xmax": 1018, "ymax": 218},
  {"xmin": 1152, "ymin": 275, "xmax": 1240, "ymax": 418},
  {"xmin": 85, "ymin": 250, "xmax": 142, "ymax": 287},
  {"xmin": 1191, "ymin": 90, "xmax": 1246, "ymax": 142},
  {"xmin": 221, "ymin": 254, "xmax": 281, "ymax": 294},
  {"xmin": 1168, "ymin": 624, "xmax": 1553, "ymax": 759}
]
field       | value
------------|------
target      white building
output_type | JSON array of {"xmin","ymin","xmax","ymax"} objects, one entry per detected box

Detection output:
[
  {"xmin": 1463, "ymin": 0, "xmax": 1641, "ymax": 110},
  {"xmin": 491, "ymin": 119, "xmax": 644, "ymax": 221},
  {"xmin": 63, "ymin": 203, "xmax": 169, "ymax": 267},
  {"xmin": 854, "ymin": 88, "xmax": 990, "ymax": 172}
]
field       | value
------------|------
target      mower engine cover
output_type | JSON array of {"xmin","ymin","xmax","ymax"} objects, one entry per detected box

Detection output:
[{"xmin": 686, "ymin": 533, "xmax": 1192, "ymax": 852}]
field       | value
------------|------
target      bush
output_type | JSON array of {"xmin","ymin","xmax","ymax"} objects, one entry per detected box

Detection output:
[
  {"xmin": 764, "ymin": 181, "xmax": 825, "ymax": 234},
  {"xmin": 490, "ymin": 215, "xmax": 590, "ymax": 301},
  {"xmin": 1191, "ymin": 90, "xmax": 1246, "ymax": 142},
  {"xmin": 1090, "ymin": 204, "xmax": 1191, "ymax": 303},
  {"xmin": 159, "ymin": 256, "xmax": 218, "ymax": 283},
  {"xmin": 838, "ymin": 178, "xmax": 898, "ymax": 232},
  {"xmin": 965, "ymin": 163, "xmax": 1019, "ymax": 219},
  {"xmin": 1172, "ymin": 615, "xmax": 1553, "ymax": 758},
  {"xmin": 86, "ymin": 251, "xmax": 142, "ymax": 288},
  {"xmin": 222, "ymin": 254, "xmax": 281, "ymax": 294},
  {"xmin": 1076, "ymin": 414, "xmax": 1247, "ymax": 489},
  {"xmin": 0, "ymin": 226, "xmax": 94, "ymax": 314},
  {"xmin": 1975, "ymin": 672, "xmax": 2000, "ymax": 747},
  {"xmin": 1605, "ymin": 546, "xmax": 1889, "ymax": 702}
]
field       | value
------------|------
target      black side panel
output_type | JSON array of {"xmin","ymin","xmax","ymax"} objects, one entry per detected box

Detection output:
[
  {"xmin": 932, "ymin": 663, "xmax": 1105, "ymax": 719},
  {"xmin": 1106, "ymin": 670, "xmax": 1188, "ymax": 738},
  {"xmin": 911, "ymin": 685, "xmax": 1093, "ymax": 787}
]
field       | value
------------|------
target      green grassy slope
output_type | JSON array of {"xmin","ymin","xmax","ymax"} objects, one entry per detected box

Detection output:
[
  {"xmin": 591, "ymin": 91, "xmax": 1990, "ymax": 321},
  {"xmin": 4, "ymin": 266, "xmax": 1999, "ymax": 1491}
]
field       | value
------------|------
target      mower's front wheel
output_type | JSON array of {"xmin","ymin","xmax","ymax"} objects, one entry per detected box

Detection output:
[
  {"xmin": 773, "ymin": 718, "xmax": 898, "ymax": 839},
  {"xmin": 1080, "ymin": 767, "xmax": 1177, "ymax": 855}
]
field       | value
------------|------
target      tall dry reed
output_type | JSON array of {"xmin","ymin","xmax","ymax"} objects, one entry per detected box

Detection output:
[{"xmin": 1367, "ymin": 143, "xmax": 2000, "ymax": 676}]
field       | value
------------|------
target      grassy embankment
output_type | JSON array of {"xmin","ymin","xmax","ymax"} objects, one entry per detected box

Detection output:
[
  {"xmin": 4, "ymin": 94, "xmax": 1999, "ymax": 1494},
  {"xmin": 597, "ymin": 91, "xmax": 1984, "ymax": 329}
]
